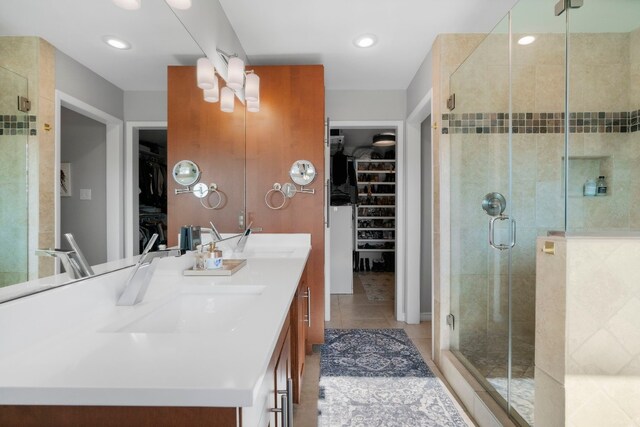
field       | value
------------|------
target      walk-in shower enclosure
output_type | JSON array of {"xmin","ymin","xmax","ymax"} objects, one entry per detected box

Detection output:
[{"xmin": 447, "ymin": 0, "xmax": 640, "ymax": 424}]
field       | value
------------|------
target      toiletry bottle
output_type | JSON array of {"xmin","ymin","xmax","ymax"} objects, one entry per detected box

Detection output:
[
  {"xmin": 596, "ymin": 176, "xmax": 607, "ymax": 196},
  {"xmin": 206, "ymin": 243, "xmax": 223, "ymax": 269},
  {"xmin": 584, "ymin": 179, "xmax": 596, "ymax": 197}
]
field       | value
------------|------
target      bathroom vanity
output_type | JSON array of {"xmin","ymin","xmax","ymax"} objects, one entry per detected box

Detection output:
[{"xmin": 0, "ymin": 234, "xmax": 311, "ymax": 427}]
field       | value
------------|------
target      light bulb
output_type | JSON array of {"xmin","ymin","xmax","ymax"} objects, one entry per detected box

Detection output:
[
  {"xmin": 227, "ymin": 57, "xmax": 245, "ymax": 91},
  {"xmin": 221, "ymin": 87, "xmax": 235, "ymax": 113},
  {"xmin": 197, "ymin": 58, "xmax": 215, "ymax": 90},
  {"xmin": 245, "ymin": 73, "xmax": 260, "ymax": 102}
]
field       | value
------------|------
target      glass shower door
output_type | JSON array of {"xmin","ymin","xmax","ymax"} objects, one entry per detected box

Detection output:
[
  {"xmin": 447, "ymin": 9, "xmax": 516, "ymax": 421},
  {"xmin": 0, "ymin": 66, "xmax": 29, "ymax": 287}
]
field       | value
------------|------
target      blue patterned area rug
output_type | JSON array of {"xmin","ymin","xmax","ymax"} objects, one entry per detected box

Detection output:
[{"xmin": 319, "ymin": 329, "xmax": 470, "ymax": 427}]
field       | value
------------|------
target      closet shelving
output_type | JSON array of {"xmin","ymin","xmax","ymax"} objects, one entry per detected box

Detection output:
[{"xmin": 355, "ymin": 159, "xmax": 396, "ymax": 252}]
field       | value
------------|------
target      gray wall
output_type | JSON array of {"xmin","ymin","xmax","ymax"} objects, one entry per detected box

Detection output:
[
  {"xmin": 55, "ymin": 50, "xmax": 124, "ymax": 120},
  {"xmin": 326, "ymin": 90, "xmax": 406, "ymax": 121},
  {"xmin": 124, "ymin": 91, "xmax": 167, "ymax": 121},
  {"xmin": 406, "ymin": 50, "xmax": 433, "ymax": 116},
  {"xmin": 60, "ymin": 107, "xmax": 107, "ymax": 266},
  {"xmin": 420, "ymin": 115, "xmax": 432, "ymax": 315}
]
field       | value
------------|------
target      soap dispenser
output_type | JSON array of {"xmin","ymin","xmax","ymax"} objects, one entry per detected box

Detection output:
[{"xmin": 596, "ymin": 176, "xmax": 607, "ymax": 196}]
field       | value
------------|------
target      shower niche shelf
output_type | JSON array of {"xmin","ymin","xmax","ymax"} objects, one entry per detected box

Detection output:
[{"xmin": 564, "ymin": 155, "xmax": 612, "ymax": 198}]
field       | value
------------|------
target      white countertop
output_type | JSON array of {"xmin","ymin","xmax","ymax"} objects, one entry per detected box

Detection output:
[{"xmin": 0, "ymin": 234, "xmax": 310, "ymax": 408}]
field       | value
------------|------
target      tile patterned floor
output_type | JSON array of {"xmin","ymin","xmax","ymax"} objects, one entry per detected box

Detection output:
[{"xmin": 293, "ymin": 273, "xmax": 477, "ymax": 426}]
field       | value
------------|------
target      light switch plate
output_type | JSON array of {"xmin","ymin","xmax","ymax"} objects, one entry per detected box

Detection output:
[{"xmin": 80, "ymin": 189, "xmax": 92, "ymax": 200}]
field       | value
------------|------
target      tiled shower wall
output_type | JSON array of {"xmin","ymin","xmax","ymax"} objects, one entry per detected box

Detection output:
[
  {"xmin": 448, "ymin": 29, "xmax": 640, "ymax": 357},
  {"xmin": 0, "ymin": 69, "xmax": 29, "ymax": 286},
  {"xmin": 0, "ymin": 37, "xmax": 56, "ymax": 284},
  {"xmin": 536, "ymin": 236, "xmax": 640, "ymax": 426}
]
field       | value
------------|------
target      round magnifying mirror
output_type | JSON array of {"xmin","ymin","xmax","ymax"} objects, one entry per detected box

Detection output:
[
  {"xmin": 289, "ymin": 160, "xmax": 316, "ymax": 186},
  {"xmin": 172, "ymin": 160, "xmax": 201, "ymax": 187}
]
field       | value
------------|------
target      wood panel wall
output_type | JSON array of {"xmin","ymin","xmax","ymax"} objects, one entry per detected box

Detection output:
[
  {"xmin": 167, "ymin": 64, "xmax": 325, "ymax": 348},
  {"xmin": 245, "ymin": 65, "xmax": 325, "ymax": 348},
  {"xmin": 167, "ymin": 66, "xmax": 246, "ymax": 243}
]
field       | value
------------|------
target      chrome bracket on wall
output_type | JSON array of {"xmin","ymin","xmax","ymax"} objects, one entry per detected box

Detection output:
[
  {"xmin": 17, "ymin": 96, "xmax": 31, "ymax": 112},
  {"xmin": 447, "ymin": 93, "xmax": 456, "ymax": 111},
  {"xmin": 555, "ymin": 0, "xmax": 583, "ymax": 16}
]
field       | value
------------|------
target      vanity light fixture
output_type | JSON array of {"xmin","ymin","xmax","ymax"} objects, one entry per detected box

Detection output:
[
  {"xmin": 518, "ymin": 35, "xmax": 536, "ymax": 45},
  {"xmin": 196, "ymin": 49, "xmax": 261, "ymax": 113},
  {"xmin": 102, "ymin": 36, "xmax": 132, "ymax": 50},
  {"xmin": 372, "ymin": 132, "xmax": 396, "ymax": 147},
  {"xmin": 354, "ymin": 34, "xmax": 378, "ymax": 48}
]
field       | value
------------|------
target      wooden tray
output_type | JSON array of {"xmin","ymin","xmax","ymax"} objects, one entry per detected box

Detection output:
[{"xmin": 183, "ymin": 259, "xmax": 247, "ymax": 276}]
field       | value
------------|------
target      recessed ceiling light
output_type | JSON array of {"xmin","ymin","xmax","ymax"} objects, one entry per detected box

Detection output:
[
  {"xmin": 354, "ymin": 34, "xmax": 378, "ymax": 48},
  {"xmin": 102, "ymin": 36, "xmax": 132, "ymax": 50},
  {"xmin": 166, "ymin": 0, "xmax": 192, "ymax": 9},
  {"xmin": 112, "ymin": 0, "xmax": 141, "ymax": 10},
  {"xmin": 517, "ymin": 35, "xmax": 536, "ymax": 46}
]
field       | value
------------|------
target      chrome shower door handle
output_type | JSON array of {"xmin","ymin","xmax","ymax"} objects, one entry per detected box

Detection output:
[
  {"xmin": 510, "ymin": 217, "xmax": 517, "ymax": 249},
  {"xmin": 489, "ymin": 216, "xmax": 516, "ymax": 251}
]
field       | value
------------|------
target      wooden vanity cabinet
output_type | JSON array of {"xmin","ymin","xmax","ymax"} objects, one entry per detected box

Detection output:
[
  {"xmin": 0, "ymin": 266, "xmax": 309, "ymax": 427},
  {"xmin": 267, "ymin": 316, "xmax": 292, "ymax": 427},
  {"xmin": 290, "ymin": 266, "xmax": 309, "ymax": 403}
]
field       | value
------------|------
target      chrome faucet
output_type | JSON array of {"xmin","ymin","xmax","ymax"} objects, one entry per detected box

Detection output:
[
  {"xmin": 36, "ymin": 233, "xmax": 95, "ymax": 279},
  {"xmin": 209, "ymin": 221, "xmax": 223, "ymax": 242},
  {"xmin": 235, "ymin": 221, "xmax": 262, "ymax": 252},
  {"xmin": 117, "ymin": 234, "xmax": 184, "ymax": 306}
]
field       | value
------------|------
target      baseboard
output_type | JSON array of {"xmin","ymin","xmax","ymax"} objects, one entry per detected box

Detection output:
[{"xmin": 420, "ymin": 312, "xmax": 432, "ymax": 321}]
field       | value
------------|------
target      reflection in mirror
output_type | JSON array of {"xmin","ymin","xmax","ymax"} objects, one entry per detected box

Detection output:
[
  {"xmin": 172, "ymin": 160, "xmax": 201, "ymax": 187},
  {"xmin": 289, "ymin": 160, "xmax": 317, "ymax": 186},
  {"xmin": 0, "ymin": 0, "xmax": 228, "ymax": 301}
]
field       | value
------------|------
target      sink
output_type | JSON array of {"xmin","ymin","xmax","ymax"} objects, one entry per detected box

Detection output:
[
  {"xmin": 105, "ymin": 285, "xmax": 265, "ymax": 334},
  {"xmin": 239, "ymin": 249, "xmax": 296, "ymax": 258}
]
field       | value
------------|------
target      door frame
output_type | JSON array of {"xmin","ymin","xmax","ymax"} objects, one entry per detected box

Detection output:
[
  {"xmin": 327, "ymin": 120, "xmax": 410, "ymax": 322},
  {"xmin": 124, "ymin": 121, "xmax": 168, "ymax": 258},
  {"xmin": 54, "ymin": 90, "xmax": 124, "ymax": 270},
  {"xmin": 406, "ymin": 90, "xmax": 433, "ymax": 327}
]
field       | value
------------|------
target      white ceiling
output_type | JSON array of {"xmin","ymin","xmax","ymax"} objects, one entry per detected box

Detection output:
[
  {"xmin": 0, "ymin": 0, "xmax": 203, "ymax": 91},
  {"xmin": 0, "ymin": 0, "xmax": 518, "ymax": 92},
  {"xmin": 218, "ymin": 0, "xmax": 519, "ymax": 90},
  {"xmin": 5, "ymin": 0, "xmax": 636, "ymax": 93}
]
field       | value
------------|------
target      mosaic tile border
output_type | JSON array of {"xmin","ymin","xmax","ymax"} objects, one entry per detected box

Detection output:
[
  {"xmin": 442, "ymin": 109, "xmax": 639, "ymax": 134},
  {"xmin": 0, "ymin": 114, "xmax": 37, "ymax": 137}
]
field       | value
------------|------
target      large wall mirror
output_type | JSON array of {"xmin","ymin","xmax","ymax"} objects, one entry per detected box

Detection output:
[{"xmin": 0, "ymin": 0, "xmax": 247, "ymax": 301}]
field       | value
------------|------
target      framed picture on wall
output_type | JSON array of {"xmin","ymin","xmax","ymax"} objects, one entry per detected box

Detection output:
[{"xmin": 60, "ymin": 162, "xmax": 71, "ymax": 197}]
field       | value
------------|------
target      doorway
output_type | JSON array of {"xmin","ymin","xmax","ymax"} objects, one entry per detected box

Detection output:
[
  {"xmin": 59, "ymin": 107, "xmax": 107, "ymax": 266},
  {"xmin": 328, "ymin": 124, "xmax": 398, "ymax": 317},
  {"xmin": 137, "ymin": 129, "xmax": 168, "ymax": 253}
]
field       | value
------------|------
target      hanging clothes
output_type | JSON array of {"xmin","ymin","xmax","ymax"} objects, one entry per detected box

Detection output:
[{"xmin": 332, "ymin": 150, "xmax": 348, "ymax": 185}]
